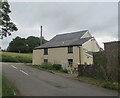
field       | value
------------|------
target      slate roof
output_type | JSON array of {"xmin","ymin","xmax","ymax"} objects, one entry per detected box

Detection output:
[
  {"xmin": 86, "ymin": 51, "xmax": 93, "ymax": 56},
  {"xmin": 35, "ymin": 30, "xmax": 93, "ymax": 49}
]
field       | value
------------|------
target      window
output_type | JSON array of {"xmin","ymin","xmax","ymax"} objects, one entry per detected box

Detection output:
[
  {"xmin": 68, "ymin": 59, "xmax": 73, "ymax": 67},
  {"xmin": 44, "ymin": 59, "xmax": 48, "ymax": 63},
  {"xmin": 44, "ymin": 48, "xmax": 48, "ymax": 55},
  {"xmin": 68, "ymin": 46, "xmax": 73, "ymax": 53}
]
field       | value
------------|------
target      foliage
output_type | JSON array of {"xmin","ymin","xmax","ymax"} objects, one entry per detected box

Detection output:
[
  {"xmin": 40, "ymin": 63, "xmax": 53, "ymax": 70},
  {"xmin": 0, "ymin": 51, "xmax": 32, "ymax": 63},
  {"xmin": 60, "ymin": 69, "xmax": 68, "ymax": 73},
  {"xmin": 32, "ymin": 63, "xmax": 68, "ymax": 73},
  {"xmin": 7, "ymin": 36, "xmax": 48, "ymax": 53},
  {"xmin": 2, "ymin": 75, "xmax": 15, "ymax": 96},
  {"xmin": 77, "ymin": 76, "xmax": 119, "ymax": 90},
  {"xmin": 0, "ymin": 1, "xmax": 18, "ymax": 39},
  {"xmin": 26, "ymin": 36, "xmax": 47, "ymax": 52},
  {"xmin": 52, "ymin": 64, "xmax": 62, "ymax": 70},
  {"xmin": 7, "ymin": 36, "xmax": 28, "ymax": 53}
]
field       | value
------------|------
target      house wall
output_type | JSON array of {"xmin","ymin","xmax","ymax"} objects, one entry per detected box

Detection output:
[
  {"xmin": 81, "ymin": 31, "xmax": 91, "ymax": 38},
  {"xmin": 80, "ymin": 38, "xmax": 100, "ymax": 64},
  {"xmin": 33, "ymin": 44, "xmax": 97, "ymax": 67},
  {"xmin": 80, "ymin": 46, "xmax": 93, "ymax": 65},
  {"xmin": 33, "ymin": 46, "xmax": 80, "ymax": 68},
  {"xmin": 82, "ymin": 38, "xmax": 100, "ymax": 52}
]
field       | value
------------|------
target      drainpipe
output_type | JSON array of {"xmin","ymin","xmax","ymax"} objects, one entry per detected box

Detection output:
[{"xmin": 78, "ymin": 46, "xmax": 81, "ymax": 64}]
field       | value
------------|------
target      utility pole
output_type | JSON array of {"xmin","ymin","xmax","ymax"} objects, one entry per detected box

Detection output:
[{"xmin": 40, "ymin": 26, "xmax": 42, "ymax": 45}]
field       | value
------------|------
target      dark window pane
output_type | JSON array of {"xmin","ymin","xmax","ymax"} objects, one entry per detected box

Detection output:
[
  {"xmin": 68, "ymin": 59, "xmax": 73, "ymax": 67},
  {"xmin": 44, "ymin": 59, "xmax": 48, "ymax": 63},
  {"xmin": 68, "ymin": 46, "xmax": 73, "ymax": 53},
  {"xmin": 44, "ymin": 48, "xmax": 48, "ymax": 55}
]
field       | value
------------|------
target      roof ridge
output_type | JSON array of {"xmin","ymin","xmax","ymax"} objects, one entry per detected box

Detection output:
[
  {"xmin": 56, "ymin": 30, "xmax": 88, "ymax": 36},
  {"xmin": 80, "ymin": 36, "xmax": 94, "ymax": 39}
]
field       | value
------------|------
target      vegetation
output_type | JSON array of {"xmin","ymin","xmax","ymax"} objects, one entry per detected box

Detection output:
[
  {"xmin": 0, "ymin": 51, "xmax": 32, "ymax": 63},
  {"xmin": 78, "ymin": 51, "xmax": 119, "ymax": 82},
  {"xmin": 7, "ymin": 36, "xmax": 47, "ymax": 53},
  {"xmin": 0, "ymin": 75, "xmax": 2, "ymax": 97},
  {"xmin": 2, "ymin": 75, "xmax": 15, "ymax": 96},
  {"xmin": 0, "ymin": 1, "xmax": 18, "ymax": 39},
  {"xmin": 77, "ymin": 76, "xmax": 119, "ymax": 91},
  {"xmin": 32, "ymin": 63, "xmax": 68, "ymax": 73}
]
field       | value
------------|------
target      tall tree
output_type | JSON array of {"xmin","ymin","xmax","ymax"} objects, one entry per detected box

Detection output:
[
  {"xmin": 7, "ymin": 36, "xmax": 28, "ymax": 53},
  {"xmin": 7, "ymin": 36, "xmax": 48, "ymax": 53},
  {"xmin": 0, "ymin": 1, "xmax": 18, "ymax": 39}
]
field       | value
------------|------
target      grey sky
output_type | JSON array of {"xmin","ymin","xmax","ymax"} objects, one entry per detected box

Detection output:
[{"xmin": 2, "ymin": 2, "xmax": 118, "ymax": 49}]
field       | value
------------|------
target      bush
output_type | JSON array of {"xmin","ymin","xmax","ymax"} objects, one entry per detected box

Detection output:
[
  {"xmin": 102, "ymin": 82, "xmax": 119, "ymax": 90},
  {"xmin": 52, "ymin": 64, "xmax": 62, "ymax": 70},
  {"xmin": 41, "ymin": 63, "xmax": 53, "ymax": 70},
  {"xmin": 32, "ymin": 63, "xmax": 69, "ymax": 73},
  {"xmin": 61, "ymin": 69, "xmax": 68, "ymax": 73}
]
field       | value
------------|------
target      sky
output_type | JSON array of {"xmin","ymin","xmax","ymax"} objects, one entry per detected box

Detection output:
[{"xmin": 1, "ymin": 1, "xmax": 118, "ymax": 49}]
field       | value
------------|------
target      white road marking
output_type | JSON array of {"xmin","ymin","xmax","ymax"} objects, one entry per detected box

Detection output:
[
  {"xmin": 11, "ymin": 65, "xmax": 29, "ymax": 76},
  {"xmin": 11, "ymin": 65, "xmax": 18, "ymax": 69},
  {"xmin": 20, "ymin": 70, "xmax": 29, "ymax": 76}
]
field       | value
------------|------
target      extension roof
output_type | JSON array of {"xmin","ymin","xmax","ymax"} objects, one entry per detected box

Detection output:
[{"xmin": 35, "ymin": 30, "xmax": 93, "ymax": 49}]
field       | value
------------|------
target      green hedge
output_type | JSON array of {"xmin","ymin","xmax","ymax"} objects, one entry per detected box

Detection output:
[
  {"xmin": 32, "ymin": 63, "xmax": 68, "ymax": 73},
  {"xmin": 40, "ymin": 63, "xmax": 62, "ymax": 71},
  {"xmin": 0, "ymin": 55, "xmax": 32, "ymax": 63},
  {"xmin": 52, "ymin": 64, "xmax": 62, "ymax": 70}
]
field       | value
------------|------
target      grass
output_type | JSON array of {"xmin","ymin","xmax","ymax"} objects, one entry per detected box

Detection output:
[
  {"xmin": 2, "ymin": 75, "xmax": 15, "ymax": 96},
  {"xmin": 77, "ymin": 76, "xmax": 119, "ymax": 91},
  {"xmin": 0, "ymin": 75, "xmax": 2, "ymax": 97},
  {"xmin": 32, "ymin": 64, "xmax": 69, "ymax": 73},
  {"xmin": 0, "ymin": 51, "xmax": 32, "ymax": 63}
]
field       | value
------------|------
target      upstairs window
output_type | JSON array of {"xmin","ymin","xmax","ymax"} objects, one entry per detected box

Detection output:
[
  {"xmin": 44, "ymin": 48, "xmax": 48, "ymax": 55},
  {"xmin": 68, "ymin": 46, "xmax": 73, "ymax": 53}
]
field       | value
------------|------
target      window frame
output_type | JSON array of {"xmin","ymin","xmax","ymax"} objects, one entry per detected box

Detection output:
[
  {"xmin": 44, "ymin": 59, "xmax": 48, "ymax": 63},
  {"xmin": 44, "ymin": 48, "xmax": 48, "ymax": 55},
  {"xmin": 68, "ymin": 59, "xmax": 73, "ymax": 67},
  {"xmin": 68, "ymin": 46, "xmax": 73, "ymax": 53}
]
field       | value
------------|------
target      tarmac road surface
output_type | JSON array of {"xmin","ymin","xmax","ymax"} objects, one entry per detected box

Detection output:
[{"xmin": 2, "ymin": 62, "xmax": 119, "ymax": 96}]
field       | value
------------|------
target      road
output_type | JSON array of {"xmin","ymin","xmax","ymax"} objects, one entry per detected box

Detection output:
[{"xmin": 2, "ymin": 63, "xmax": 118, "ymax": 96}]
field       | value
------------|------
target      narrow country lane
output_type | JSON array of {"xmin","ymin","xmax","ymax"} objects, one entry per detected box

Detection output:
[{"xmin": 2, "ymin": 63, "xmax": 118, "ymax": 96}]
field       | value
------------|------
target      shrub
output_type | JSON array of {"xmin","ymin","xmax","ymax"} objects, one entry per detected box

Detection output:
[
  {"xmin": 61, "ymin": 69, "xmax": 68, "ymax": 73},
  {"xmin": 41, "ymin": 63, "xmax": 53, "ymax": 70},
  {"xmin": 102, "ymin": 82, "xmax": 119, "ymax": 90},
  {"xmin": 52, "ymin": 64, "xmax": 62, "ymax": 70}
]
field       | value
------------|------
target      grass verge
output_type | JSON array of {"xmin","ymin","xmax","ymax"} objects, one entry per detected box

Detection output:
[
  {"xmin": 77, "ymin": 76, "xmax": 119, "ymax": 91},
  {"xmin": 31, "ymin": 64, "xmax": 69, "ymax": 74},
  {"xmin": 0, "ymin": 52, "xmax": 32, "ymax": 63},
  {"xmin": 2, "ymin": 75, "xmax": 15, "ymax": 96}
]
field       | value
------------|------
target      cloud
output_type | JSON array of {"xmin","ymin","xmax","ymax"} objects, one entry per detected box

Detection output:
[{"xmin": 2, "ymin": 2, "xmax": 118, "ymax": 49}]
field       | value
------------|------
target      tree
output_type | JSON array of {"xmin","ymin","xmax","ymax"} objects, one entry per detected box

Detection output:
[
  {"xmin": 0, "ymin": 1, "xmax": 18, "ymax": 39},
  {"xmin": 7, "ymin": 36, "xmax": 28, "ymax": 53},
  {"xmin": 7, "ymin": 36, "xmax": 48, "ymax": 53}
]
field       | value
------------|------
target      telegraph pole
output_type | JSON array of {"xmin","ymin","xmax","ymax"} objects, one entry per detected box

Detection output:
[{"xmin": 40, "ymin": 26, "xmax": 42, "ymax": 45}]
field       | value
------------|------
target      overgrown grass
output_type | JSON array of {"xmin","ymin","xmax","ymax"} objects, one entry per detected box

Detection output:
[
  {"xmin": 77, "ymin": 76, "xmax": 119, "ymax": 91},
  {"xmin": 0, "ymin": 75, "xmax": 2, "ymax": 97},
  {"xmin": 2, "ymin": 75, "xmax": 15, "ymax": 96},
  {"xmin": 0, "ymin": 52, "xmax": 32, "ymax": 63},
  {"xmin": 32, "ymin": 63, "xmax": 69, "ymax": 73}
]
